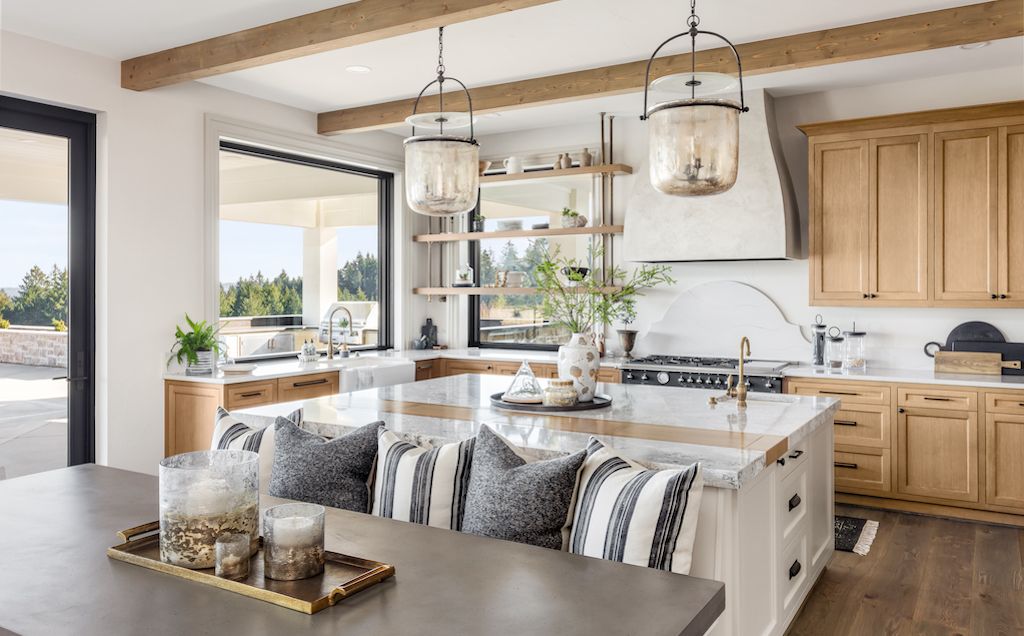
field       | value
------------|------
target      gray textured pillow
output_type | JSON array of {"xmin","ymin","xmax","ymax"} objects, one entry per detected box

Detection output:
[
  {"xmin": 269, "ymin": 418, "xmax": 383, "ymax": 512},
  {"xmin": 462, "ymin": 425, "xmax": 586, "ymax": 550}
]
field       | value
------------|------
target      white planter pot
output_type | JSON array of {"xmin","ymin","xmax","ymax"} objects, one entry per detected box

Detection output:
[
  {"xmin": 186, "ymin": 350, "xmax": 214, "ymax": 376},
  {"xmin": 557, "ymin": 332, "xmax": 600, "ymax": 402}
]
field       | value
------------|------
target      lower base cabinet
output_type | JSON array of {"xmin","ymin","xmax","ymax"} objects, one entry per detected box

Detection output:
[
  {"xmin": 786, "ymin": 377, "xmax": 1024, "ymax": 524},
  {"xmin": 433, "ymin": 357, "xmax": 619, "ymax": 383}
]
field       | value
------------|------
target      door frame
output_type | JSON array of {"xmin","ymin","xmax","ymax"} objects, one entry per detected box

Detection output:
[{"xmin": 0, "ymin": 96, "xmax": 96, "ymax": 465}]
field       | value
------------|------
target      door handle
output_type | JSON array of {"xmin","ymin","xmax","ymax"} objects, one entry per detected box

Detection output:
[
  {"xmin": 898, "ymin": 407, "xmax": 906, "ymax": 413},
  {"xmin": 819, "ymin": 390, "xmax": 858, "ymax": 397},
  {"xmin": 835, "ymin": 420, "xmax": 858, "ymax": 427},
  {"xmin": 789, "ymin": 559, "xmax": 802, "ymax": 580},
  {"xmin": 53, "ymin": 375, "xmax": 88, "ymax": 382},
  {"xmin": 834, "ymin": 462, "xmax": 858, "ymax": 469},
  {"xmin": 789, "ymin": 450, "xmax": 804, "ymax": 460},
  {"xmin": 922, "ymin": 396, "xmax": 952, "ymax": 402},
  {"xmin": 292, "ymin": 378, "xmax": 329, "ymax": 388},
  {"xmin": 238, "ymin": 391, "xmax": 263, "ymax": 398},
  {"xmin": 788, "ymin": 493, "xmax": 802, "ymax": 511}
]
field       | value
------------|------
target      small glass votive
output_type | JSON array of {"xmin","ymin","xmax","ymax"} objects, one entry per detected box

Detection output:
[
  {"xmin": 215, "ymin": 533, "xmax": 251, "ymax": 580},
  {"xmin": 263, "ymin": 503, "xmax": 326, "ymax": 581}
]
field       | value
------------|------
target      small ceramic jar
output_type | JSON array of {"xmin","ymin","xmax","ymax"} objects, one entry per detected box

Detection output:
[{"xmin": 544, "ymin": 380, "xmax": 578, "ymax": 408}]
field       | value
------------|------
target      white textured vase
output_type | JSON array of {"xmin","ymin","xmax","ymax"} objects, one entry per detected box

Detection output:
[{"xmin": 557, "ymin": 333, "xmax": 600, "ymax": 402}]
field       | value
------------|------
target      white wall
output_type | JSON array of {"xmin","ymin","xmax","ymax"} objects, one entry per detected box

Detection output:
[
  {"xmin": 463, "ymin": 65, "xmax": 1024, "ymax": 369},
  {"xmin": 0, "ymin": 31, "xmax": 403, "ymax": 473}
]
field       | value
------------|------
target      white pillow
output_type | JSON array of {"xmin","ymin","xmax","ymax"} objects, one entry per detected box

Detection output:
[
  {"xmin": 210, "ymin": 407, "xmax": 302, "ymax": 492},
  {"xmin": 569, "ymin": 438, "xmax": 704, "ymax": 574},
  {"xmin": 371, "ymin": 428, "xmax": 475, "ymax": 530}
]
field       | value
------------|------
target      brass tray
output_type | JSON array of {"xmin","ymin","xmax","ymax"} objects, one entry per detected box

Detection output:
[{"xmin": 107, "ymin": 521, "xmax": 395, "ymax": 614}]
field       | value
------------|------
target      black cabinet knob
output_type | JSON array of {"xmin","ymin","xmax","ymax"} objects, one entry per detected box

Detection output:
[
  {"xmin": 788, "ymin": 493, "xmax": 802, "ymax": 511},
  {"xmin": 992, "ymin": 294, "xmax": 999, "ymax": 299},
  {"xmin": 863, "ymin": 293, "xmax": 869, "ymax": 299},
  {"xmin": 1000, "ymin": 294, "xmax": 1008, "ymax": 299},
  {"xmin": 898, "ymin": 407, "xmax": 906, "ymax": 414},
  {"xmin": 789, "ymin": 559, "xmax": 802, "ymax": 580}
]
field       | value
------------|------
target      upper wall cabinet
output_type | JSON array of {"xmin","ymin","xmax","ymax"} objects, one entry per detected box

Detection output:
[{"xmin": 801, "ymin": 101, "xmax": 1024, "ymax": 308}]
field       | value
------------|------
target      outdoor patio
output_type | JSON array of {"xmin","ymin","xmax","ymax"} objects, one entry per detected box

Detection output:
[{"xmin": 0, "ymin": 363, "xmax": 67, "ymax": 479}]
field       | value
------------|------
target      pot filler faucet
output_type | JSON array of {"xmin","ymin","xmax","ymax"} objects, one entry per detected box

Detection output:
[
  {"xmin": 327, "ymin": 305, "xmax": 353, "ymax": 360},
  {"xmin": 710, "ymin": 336, "xmax": 753, "ymax": 408}
]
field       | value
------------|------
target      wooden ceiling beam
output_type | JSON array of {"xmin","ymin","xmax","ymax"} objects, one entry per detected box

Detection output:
[
  {"xmin": 318, "ymin": 0, "xmax": 1023, "ymax": 134},
  {"xmin": 121, "ymin": 0, "xmax": 560, "ymax": 91}
]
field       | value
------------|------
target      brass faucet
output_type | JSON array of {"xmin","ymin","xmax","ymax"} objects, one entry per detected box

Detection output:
[
  {"xmin": 735, "ymin": 336, "xmax": 751, "ymax": 408},
  {"xmin": 327, "ymin": 305, "xmax": 354, "ymax": 360}
]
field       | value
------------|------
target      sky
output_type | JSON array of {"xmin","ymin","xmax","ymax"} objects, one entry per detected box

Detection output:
[
  {"xmin": 0, "ymin": 200, "xmax": 67, "ymax": 290},
  {"xmin": 0, "ymin": 199, "xmax": 377, "ymax": 291}
]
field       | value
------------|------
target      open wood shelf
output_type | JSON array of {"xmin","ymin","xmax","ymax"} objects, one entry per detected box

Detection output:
[
  {"xmin": 479, "ymin": 163, "xmax": 632, "ymax": 184},
  {"xmin": 413, "ymin": 286, "xmax": 621, "ymax": 296},
  {"xmin": 412, "ymin": 224, "xmax": 624, "ymax": 243}
]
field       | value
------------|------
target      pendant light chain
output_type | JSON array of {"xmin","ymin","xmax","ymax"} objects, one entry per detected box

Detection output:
[{"xmin": 436, "ymin": 27, "xmax": 446, "ymax": 135}]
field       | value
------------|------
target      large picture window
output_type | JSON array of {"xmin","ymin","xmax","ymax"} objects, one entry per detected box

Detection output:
[
  {"xmin": 469, "ymin": 178, "xmax": 597, "ymax": 350},
  {"xmin": 218, "ymin": 142, "xmax": 392, "ymax": 360}
]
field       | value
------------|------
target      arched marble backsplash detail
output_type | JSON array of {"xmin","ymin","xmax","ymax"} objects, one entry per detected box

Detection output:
[{"xmin": 634, "ymin": 281, "xmax": 810, "ymax": 362}]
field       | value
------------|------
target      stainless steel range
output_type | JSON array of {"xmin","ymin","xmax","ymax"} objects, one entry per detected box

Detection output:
[{"xmin": 619, "ymin": 355, "xmax": 793, "ymax": 393}]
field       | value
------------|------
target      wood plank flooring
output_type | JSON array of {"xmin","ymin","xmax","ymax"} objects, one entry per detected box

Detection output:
[{"xmin": 788, "ymin": 504, "xmax": 1024, "ymax": 635}]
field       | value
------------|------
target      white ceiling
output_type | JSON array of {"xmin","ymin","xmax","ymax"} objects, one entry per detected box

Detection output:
[{"xmin": 2, "ymin": 0, "xmax": 1021, "ymax": 137}]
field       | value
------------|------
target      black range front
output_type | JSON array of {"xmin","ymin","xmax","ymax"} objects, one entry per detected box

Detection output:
[{"xmin": 619, "ymin": 368, "xmax": 784, "ymax": 393}]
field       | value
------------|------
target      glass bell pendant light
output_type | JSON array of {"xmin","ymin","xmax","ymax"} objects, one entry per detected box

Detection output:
[
  {"xmin": 404, "ymin": 27, "xmax": 480, "ymax": 216},
  {"xmin": 640, "ymin": 0, "xmax": 749, "ymax": 196}
]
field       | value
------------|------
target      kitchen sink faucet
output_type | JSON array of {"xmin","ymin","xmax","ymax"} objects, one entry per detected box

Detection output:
[{"xmin": 327, "ymin": 305, "xmax": 354, "ymax": 360}]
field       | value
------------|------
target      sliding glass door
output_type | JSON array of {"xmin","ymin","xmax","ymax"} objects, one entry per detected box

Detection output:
[{"xmin": 0, "ymin": 96, "xmax": 96, "ymax": 476}]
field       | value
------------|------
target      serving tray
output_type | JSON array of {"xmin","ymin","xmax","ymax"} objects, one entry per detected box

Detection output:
[
  {"xmin": 107, "ymin": 521, "xmax": 395, "ymax": 614},
  {"xmin": 489, "ymin": 392, "xmax": 612, "ymax": 412}
]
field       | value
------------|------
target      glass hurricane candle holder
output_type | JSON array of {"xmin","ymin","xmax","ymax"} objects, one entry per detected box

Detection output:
[
  {"xmin": 404, "ymin": 135, "xmax": 480, "ymax": 216},
  {"xmin": 158, "ymin": 450, "xmax": 259, "ymax": 569},
  {"xmin": 263, "ymin": 503, "xmax": 326, "ymax": 581},
  {"xmin": 215, "ymin": 533, "xmax": 251, "ymax": 580},
  {"xmin": 647, "ymin": 98, "xmax": 740, "ymax": 196}
]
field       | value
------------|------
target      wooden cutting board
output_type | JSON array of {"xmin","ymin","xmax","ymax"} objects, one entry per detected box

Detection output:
[{"xmin": 934, "ymin": 351, "xmax": 1023, "ymax": 375}]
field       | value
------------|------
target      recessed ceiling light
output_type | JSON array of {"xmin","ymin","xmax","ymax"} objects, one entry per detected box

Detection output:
[
  {"xmin": 960, "ymin": 41, "xmax": 991, "ymax": 50},
  {"xmin": 345, "ymin": 65, "xmax": 372, "ymax": 73}
]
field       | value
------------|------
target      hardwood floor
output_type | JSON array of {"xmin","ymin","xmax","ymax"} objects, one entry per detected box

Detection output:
[{"xmin": 788, "ymin": 504, "xmax": 1024, "ymax": 635}]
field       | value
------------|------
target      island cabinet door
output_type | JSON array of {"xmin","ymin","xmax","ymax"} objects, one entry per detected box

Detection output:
[
  {"xmin": 897, "ymin": 406, "xmax": 979, "ymax": 503},
  {"xmin": 165, "ymin": 381, "xmax": 223, "ymax": 456},
  {"xmin": 984, "ymin": 412, "xmax": 1024, "ymax": 511},
  {"xmin": 933, "ymin": 128, "xmax": 999, "ymax": 302},
  {"xmin": 810, "ymin": 140, "xmax": 870, "ymax": 303}
]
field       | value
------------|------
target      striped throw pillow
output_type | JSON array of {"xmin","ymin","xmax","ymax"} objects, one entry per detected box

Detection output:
[
  {"xmin": 210, "ymin": 407, "xmax": 302, "ymax": 492},
  {"xmin": 371, "ymin": 428, "xmax": 474, "ymax": 531},
  {"xmin": 569, "ymin": 438, "xmax": 703, "ymax": 574}
]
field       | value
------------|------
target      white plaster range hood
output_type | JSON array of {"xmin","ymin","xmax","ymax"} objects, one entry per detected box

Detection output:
[{"xmin": 624, "ymin": 89, "xmax": 800, "ymax": 262}]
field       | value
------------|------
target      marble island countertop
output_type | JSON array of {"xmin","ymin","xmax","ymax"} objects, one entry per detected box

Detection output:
[{"xmin": 240, "ymin": 374, "xmax": 839, "ymax": 490}]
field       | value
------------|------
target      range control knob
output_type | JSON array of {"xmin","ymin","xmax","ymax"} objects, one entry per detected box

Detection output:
[
  {"xmin": 640, "ymin": 373, "xmax": 649, "ymax": 382},
  {"xmin": 703, "ymin": 377, "xmax": 712, "ymax": 385},
  {"xmin": 686, "ymin": 376, "xmax": 695, "ymax": 384},
  {"xmin": 625, "ymin": 372, "xmax": 634, "ymax": 381},
  {"xmin": 764, "ymin": 380, "xmax": 773, "ymax": 390},
  {"xmin": 744, "ymin": 379, "xmax": 751, "ymax": 388},
  {"xmin": 657, "ymin": 372, "xmax": 670, "ymax": 385}
]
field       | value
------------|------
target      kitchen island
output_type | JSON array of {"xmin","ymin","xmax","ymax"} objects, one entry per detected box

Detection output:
[{"xmin": 244, "ymin": 374, "xmax": 839, "ymax": 636}]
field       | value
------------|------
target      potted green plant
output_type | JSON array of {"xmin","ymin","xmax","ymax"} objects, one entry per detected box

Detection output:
[
  {"xmin": 614, "ymin": 300, "xmax": 639, "ymax": 359},
  {"xmin": 560, "ymin": 207, "xmax": 587, "ymax": 229},
  {"xmin": 168, "ymin": 314, "xmax": 223, "ymax": 376},
  {"xmin": 535, "ymin": 246, "xmax": 674, "ymax": 400},
  {"xmin": 471, "ymin": 213, "xmax": 486, "ymax": 232}
]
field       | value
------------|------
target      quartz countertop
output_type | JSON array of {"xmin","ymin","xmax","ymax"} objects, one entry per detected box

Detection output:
[
  {"xmin": 240, "ymin": 374, "xmax": 839, "ymax": 490},
  {"xmin": 784, "ymin": 365, "xmax": 1024, "ymax": 390},
  {"xmin": 164, "ymin": 348, "xmax": 629, "ymax": 385}
]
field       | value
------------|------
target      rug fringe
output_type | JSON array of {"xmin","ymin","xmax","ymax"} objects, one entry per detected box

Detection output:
[{"xmin": 853, "ymin": 520, "xmax": 879, "ymax": 556}]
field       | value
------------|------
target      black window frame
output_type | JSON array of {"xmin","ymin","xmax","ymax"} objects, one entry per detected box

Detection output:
[
  {"xmin": 467, "ymin": 199, "xmax": 559, "ymax": 352},
  {"xmin": 218, "ymin": 141, "xmax": 394, "ymax": 355},
  {"xmin": 0, "ymin": 96, "xmax": 97, "ymax": 465}
]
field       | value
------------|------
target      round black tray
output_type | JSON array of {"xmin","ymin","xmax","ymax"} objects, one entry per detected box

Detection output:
[{"xmin": 489, "ymin": 392, "xmax": 612, "ymax": 412}]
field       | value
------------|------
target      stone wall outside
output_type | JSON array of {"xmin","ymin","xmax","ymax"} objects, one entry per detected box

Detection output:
[{"xmin": 0, "ymin": 330, "xmax": 68, "ymax": 368}]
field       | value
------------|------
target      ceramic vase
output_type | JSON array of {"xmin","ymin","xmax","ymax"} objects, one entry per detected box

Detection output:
[
  {"xmin": 557, "ymin": 332, "xmax": 600, "ymax": 402},
  {"xmin": 617, "ymin": 329, "xmax": 638, "ymax": 358},
  {"xmin": 186, "ymin": 350, "xmax": 214, "ymax": 376}
]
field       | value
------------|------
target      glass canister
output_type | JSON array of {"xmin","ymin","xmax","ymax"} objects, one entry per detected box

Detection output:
[
  {"xmin": 263, "ymin": 503, "xmax": 326, "ymax": 581},
  {"xmin": 825, "ymin": 327, "xmax": 846, "ymax": 371},
  {"xmin": 844, "ymin": 323, "xmax": 867, "ymax": 371},
  {"xmin": 159, "ymin": 450, "xmax": 259, "ymax": 569},
  {"xmin": 543, "ymin": 379, "xmax": 578, "ymax": 408}
]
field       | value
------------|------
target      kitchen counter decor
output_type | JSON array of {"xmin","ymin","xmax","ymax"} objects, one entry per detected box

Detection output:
[
  {"xmin": 107, "ymin": 521, "xmax": 396, "ymax": 614},
  {"xmin": 490, "ymin": 391, "xmax": 611, "ymax": 412},
  {"xmin": 158, "ymin": 449, "xmax": 259, "ymax": 569}
]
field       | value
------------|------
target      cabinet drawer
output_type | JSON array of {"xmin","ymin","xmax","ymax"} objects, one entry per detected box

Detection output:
[
  {"xmin": 898, "ymin": 387, "xmax": 976, "ymax": 411},
  {"xmin": 776, "ymin": 440, "xmax": 809, "ymax": 481},
  {"xmin": 779, "ymin": 532, "xmax": 809, "ymax": 615},
  {"xmin": 224, "ymin": 381, "xmax": 277, "ymax": 410},
  {"xmin": 277, "ymin": 372, "xmax": 339, "ymax": 403},
  {"xmin": 787, "ymin": 381, "xmax": 890, "ymax": 405},
  {"xmin": 834, "ymin": 446, "xmax": 891, "ymax": 494},
  {"xmin": 414, "ymin": 360, "xmax": 437, "ymax": 381},
  {"xmin": 597, "ymin": 367, "xmax": 620, "ymax": 384},
  {"xmin": 445, "ymin": 360, "xmax": 500, "ymax": 375},
  {"xmin": 985, "ymin": 392, "xmax": 1024, "ymax": 415},
  {"xmin": 833, "ymin": 404, "xmax": 890, "ymax": 448},
  {"xmin": 779, "ymin": 461, "xmax": 809, "ymax": 545}
]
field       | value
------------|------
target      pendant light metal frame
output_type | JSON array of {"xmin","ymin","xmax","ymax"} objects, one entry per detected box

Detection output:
[
  {"xmin": 405, "ymin": 26, "xmax": 478, "ymax": 150},
  {"xmin": 639, "ymin": 1, "xmax": 750, "ymax": 120}
]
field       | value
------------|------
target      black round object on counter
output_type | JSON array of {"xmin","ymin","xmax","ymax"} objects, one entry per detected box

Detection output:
[{"xmin": 489, "ymin": 392, "xmax": 612, "ymax": 412}]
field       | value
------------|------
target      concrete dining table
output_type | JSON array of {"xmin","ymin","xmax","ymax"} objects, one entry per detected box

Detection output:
[{"xmin": 0, "ymin": 465, "xmax": 725, "ymax": 636}]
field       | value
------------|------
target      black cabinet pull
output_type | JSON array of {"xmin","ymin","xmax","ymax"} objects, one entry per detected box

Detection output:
[
  {"xmin": 777, "ymin": 457, "xmax": 786, "ymax": 467},
  {"xmin": 898, "ymin": 407, "xmax": 906, "ymax": 413},
  {"xmin": 820, "ymin": 390, "xmax": 858, "ymax": 397},
  {"xmin": 789, "ymin": 559, "xmax": 802, "ymax": 580},
  {"xmin": 835, "ymin": 420, "xmax": 858, "ymax": 427},
  {"xmin": 1000, "ymin": 294, "xmax": 1008, "ymax": 299},
  {"xmin": 834, "ymin": 462, "xmax": 858, "ymax": 470},
  {"xmin": 788, "ymin": 493, "xmax": 802, "ymax": 511},
  {"xmin": 992, "ymin": 294, "xmax": 999, "ymax": 299},
  {"xmin": 789, "ymin": 450, "xmax": 804, "ymax": 460},
  {"xmin": 862, "ymin": 293, "xmax": 869, "ymax": 299},
  {"xmin": 292, "ymin": 378, "xmax": 328, "ymax": 388},
  {"xmin": 923, "ymin": 396, "xmax": 952, "ymax": 402},
  {"xmin": 238, "ymin": 391, "xmax": 262, "ymax": 398}
]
